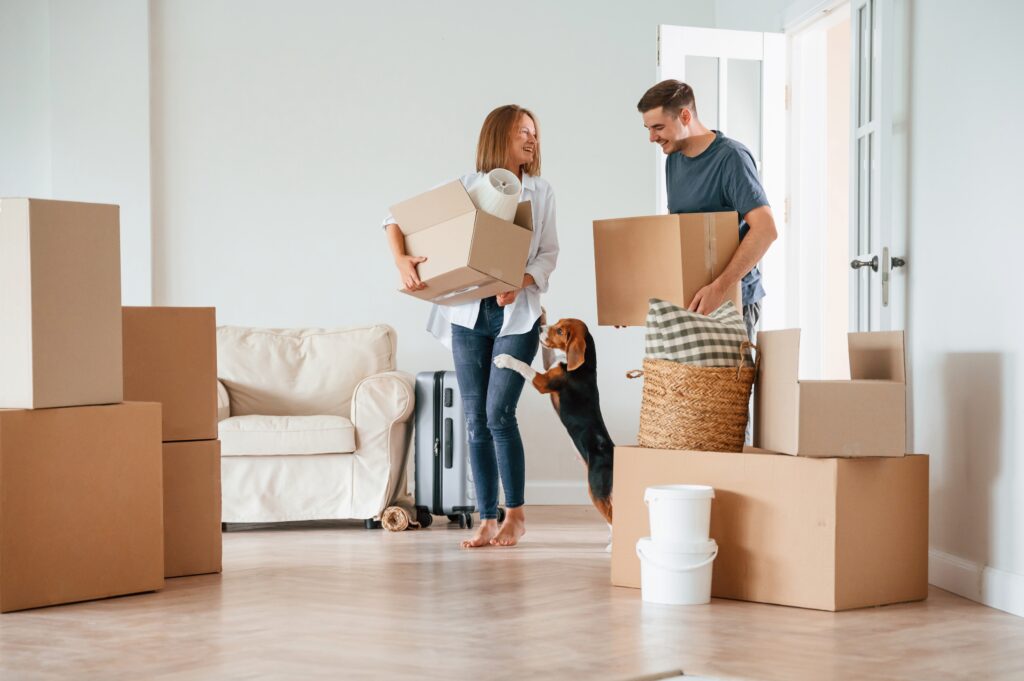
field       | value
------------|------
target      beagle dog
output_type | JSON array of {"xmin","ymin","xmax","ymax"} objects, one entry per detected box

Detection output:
[{"xmin": 494, "ymin": 318, "xmax": 614, "ymax": 525}]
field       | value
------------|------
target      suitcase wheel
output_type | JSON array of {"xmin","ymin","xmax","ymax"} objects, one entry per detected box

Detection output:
[
  {"xmin": 458, "ymin": 513, "xmax": 473, "ymax": 530},
  {"xmin": 497, "ymin": 507, "xmax": 506, "ymax": 523},
  {"xmin": 415, "ymin": 506, "xmax": 433, "ymax": 528}
]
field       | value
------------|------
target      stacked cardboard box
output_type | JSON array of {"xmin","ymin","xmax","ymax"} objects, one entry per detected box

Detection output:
[
  {"xmin": 123, "ymin": 307, "xmax": 223, "ymax": 578},
  {"xmin": 610, "ymin": 325, "xmax": 927, "ymax": 611},
  {"xmin": 0, "ymin": 198, "xmax": 164, "ymax": 612}
]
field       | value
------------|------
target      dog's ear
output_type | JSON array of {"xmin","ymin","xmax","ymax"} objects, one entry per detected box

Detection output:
[{"xmin": 566, "ymin": 324, "xmax": 586, "ymax": 372}]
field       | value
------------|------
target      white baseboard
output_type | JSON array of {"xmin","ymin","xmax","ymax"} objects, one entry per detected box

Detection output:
[
  {"xmin": 526, "ymin": 479, "xmax": 590, "ymax": 505},
  {"xmin": 929, "ymin": 549, "xmax": 1024, "ymax": 618}
]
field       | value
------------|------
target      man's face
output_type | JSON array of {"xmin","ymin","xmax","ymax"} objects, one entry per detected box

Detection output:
[{"xmin": 642, "ymin": 106, "xmax": 689, "ymax": 154}]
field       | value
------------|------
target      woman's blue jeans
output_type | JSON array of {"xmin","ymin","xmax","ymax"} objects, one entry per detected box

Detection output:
[{"xmin": 451, "ymin": 297, "xmax": 539, "ymax": 520}]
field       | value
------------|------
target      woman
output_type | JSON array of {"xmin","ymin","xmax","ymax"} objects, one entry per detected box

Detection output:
[{"xmin": 383, "ymin": 105, "xmax": 559, "ymax": 548}]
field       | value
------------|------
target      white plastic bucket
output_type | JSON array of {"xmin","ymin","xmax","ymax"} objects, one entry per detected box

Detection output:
[
  {"xmin": 644, "ymin": 484, "xmax": 714, "ymax": 544},
  {"xmin": 636, "ymin": 537, "xmax": 718, "ymax": 605}
]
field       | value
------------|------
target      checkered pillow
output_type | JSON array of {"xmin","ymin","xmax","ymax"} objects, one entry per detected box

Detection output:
[{"xmin": 645, "ymin": 299, "xmax": 752, "ymax": 367}]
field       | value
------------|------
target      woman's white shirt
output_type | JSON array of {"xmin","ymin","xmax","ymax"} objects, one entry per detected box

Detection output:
[{"xmin": 383, "ymin": 172, "xmax": 559, "ymax": 348}]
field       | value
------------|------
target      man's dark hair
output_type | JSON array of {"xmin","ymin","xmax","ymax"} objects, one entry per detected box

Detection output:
[{"xmin": 637, "ymin": 79, "xmax": 697, "ymax": 117}]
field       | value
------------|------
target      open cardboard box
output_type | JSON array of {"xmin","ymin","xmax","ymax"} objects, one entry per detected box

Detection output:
[
  {"xmin": 592, "ymin": 211, "xmax": 742, "ymax": 326},
  {"xmin": 610, "ymin": 446, "xmax": 929, "ymax": 612},
  {"xmin": 754, "ymin": 329, "xmax": 907, "ymax": 457},
  {"xmin": 390, "ymin": 181, "xmax": 533, "ymax": 306}
]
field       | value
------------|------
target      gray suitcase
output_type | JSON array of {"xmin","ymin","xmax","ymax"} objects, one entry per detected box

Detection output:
[{"xmin": 413, "ymin": 371, "xmax": 505, "ymax": 529}]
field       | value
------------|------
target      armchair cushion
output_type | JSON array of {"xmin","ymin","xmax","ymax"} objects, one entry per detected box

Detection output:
[
  {"xmin": 216, "ymin": 325, "xmax": 396, "ymax": 418},
  {"xmin": 219, "ymin": 414, "xmax": 356, "ymax": 456}
]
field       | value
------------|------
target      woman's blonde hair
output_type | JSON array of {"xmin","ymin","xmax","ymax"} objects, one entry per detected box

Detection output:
[{"xmin": 476, "ymin": 105, "xmax": 541, "ymax": 176}]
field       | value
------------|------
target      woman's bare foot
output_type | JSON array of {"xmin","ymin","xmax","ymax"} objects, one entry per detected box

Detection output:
[
  {"xmin": 490, "ymin": 507, "xmax": 526, "ymax": 547},
  {"xmin": 461, "ymin": 519, "xmax": 499, "ymax": 548}
]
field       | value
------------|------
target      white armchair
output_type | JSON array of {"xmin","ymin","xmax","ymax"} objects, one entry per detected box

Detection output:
[{"xmin": 216, "ymin": 324, "xmax": 415, "ymax": 525}]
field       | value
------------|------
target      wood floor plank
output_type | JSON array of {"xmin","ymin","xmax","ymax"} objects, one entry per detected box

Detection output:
[{"xmin": 0, "ymin": 506, "xmax": 1020, "ymax": 680}]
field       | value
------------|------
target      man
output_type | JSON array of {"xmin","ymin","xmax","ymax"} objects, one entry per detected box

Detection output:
[{"xmin": 638, "ymin": 79, "xmax": 777, "ymax": 341}]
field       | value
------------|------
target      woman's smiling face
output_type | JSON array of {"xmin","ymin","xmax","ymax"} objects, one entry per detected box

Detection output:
[{"xmin": 508, "ymin": 114, "xmax": 538, "ymax": 171}]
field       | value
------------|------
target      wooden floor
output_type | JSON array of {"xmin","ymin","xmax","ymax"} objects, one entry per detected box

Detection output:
[{"xmin": 1, "ymin": 507, "xmax": 1022, "ymax": 680}]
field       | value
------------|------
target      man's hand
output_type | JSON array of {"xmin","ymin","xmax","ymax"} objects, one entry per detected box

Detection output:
[
  {"xmin": 688, "ymin": 280, "xmax": 727, "ymax": 315},
  {"xmin": 496, "ymin": 289, "xmax": 518, "ymax": 307},
  {"xmin": 395, "ymin": 254, "xmax": 428, "ymax": 291}
]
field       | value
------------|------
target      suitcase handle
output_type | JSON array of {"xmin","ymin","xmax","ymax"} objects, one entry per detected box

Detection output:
[{"xmin": 444, "ymin": 418, "xmax": 453, "ymax": 468}]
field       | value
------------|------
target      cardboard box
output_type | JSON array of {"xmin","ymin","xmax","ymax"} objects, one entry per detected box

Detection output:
[
  {"xmin": 123, "ymin": 307, "xmax": 218, "ymax": 442},
  {"xmin": 0, "ymin": 198, "xmax": 123, "ymax": 409},
  {"xmin": 592, "ymin": 211, "xmax": 742, "ymax": 326},
  {"xmin": 611, "ymin": 446, "xmax": 929, "ymax": 611},
  {"xmin": 754, "ymin": 329, "xmax": 907, "ymax": 457},
  {"xmin": 389, "ymin": 181, "xmax": 534, "ymax": 306},
  {"xmin": 163, "ymin": 440, "xmax": 222, "ymax": 578},
  {"xmin": 0, "ymin": 402, "xmax": 164, "ymax": 612}
]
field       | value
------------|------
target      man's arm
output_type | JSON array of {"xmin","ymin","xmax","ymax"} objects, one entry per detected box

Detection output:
[{"xmin": 688, "ymin": 205, "xmax": 778, "ymax": 314}]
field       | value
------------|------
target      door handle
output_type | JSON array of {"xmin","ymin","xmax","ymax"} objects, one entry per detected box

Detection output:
[{"xmin": 850, "ymin": 255, "xmax": 879, "ymax": 272}]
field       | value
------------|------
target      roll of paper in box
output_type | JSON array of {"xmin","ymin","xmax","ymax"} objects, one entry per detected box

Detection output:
[{"xmin": 467, "ymin": 168, "xmax": 522, "ymax": 221}]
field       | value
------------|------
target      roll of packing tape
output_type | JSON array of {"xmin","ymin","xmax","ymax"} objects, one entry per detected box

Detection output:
[{"xmin": 467, "ymin": 168, "xmax": 522, "ymax": 222}]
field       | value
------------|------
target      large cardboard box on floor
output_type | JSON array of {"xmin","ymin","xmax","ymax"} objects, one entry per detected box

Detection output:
[
  {"xmin": 592, "ymin": 211, "xmax": 742, "ymax": 326},
  {"xmin": 163, "ymin": 440, "xmax": 222, "ymax": 578},
  {"xmin": 754, "ymin": 329, "xmax": 907, "ymax": 457},
  {"xmin": 0, "ymin": 198, "xmax": 123, "ymax": 409},
  {"xmin": 0, "ymin": 402, "xmax": 164, "ymax": 613},
  {"xmin": 123, "ymin": 307, "xmax": 218, "ymax": 442},
  {"xmin": 389, "ymin": 181, "xmax": 534, "ymax": 306},
  {"xmin": 611, "ymin": 446, "xmax": 929, "ymax": 612}
]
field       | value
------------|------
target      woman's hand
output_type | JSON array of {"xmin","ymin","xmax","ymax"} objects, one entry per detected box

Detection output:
[
  {"xmin": 395, "ymin": 254, "xmax": 428, "ymax": 291},
  {"xmin": 496, "ymin": 289, "xmax": 517, "ymax": 307},
  {"xmin": 496, "ymin": 273, "xmax": 534, "ymax": 307}
]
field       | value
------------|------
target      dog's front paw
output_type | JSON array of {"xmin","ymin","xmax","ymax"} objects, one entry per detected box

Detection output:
[{"xmin": 493, "ymin": 354, "xmax": 515, "ymax": 370}]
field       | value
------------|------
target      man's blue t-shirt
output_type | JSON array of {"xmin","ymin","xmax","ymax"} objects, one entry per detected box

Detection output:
[{"xmin": 665, "ymin": 131, "xmax": 769, "ymax": 305}]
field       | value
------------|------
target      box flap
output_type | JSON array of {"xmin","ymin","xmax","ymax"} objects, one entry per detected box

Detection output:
[
  {"xmin": 848, "ymin": 330, "xmax": 906, "ymax": 383},
  {"xmin": 389, "ymin": 181, "xmax": 475, "ymax": 236},
  {"xmin": 468, "ymin": 212, "xmax": 532, "ymax": 287},
  {"xmin": 753, "ymin": 329, "xmax": 801, "ymax": 455},
  {"xmin": 513, "ymin": 200, "xmax": 534, "ymax": 231}
]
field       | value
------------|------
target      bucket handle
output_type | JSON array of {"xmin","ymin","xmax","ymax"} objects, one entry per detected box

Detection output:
[{"xmin": 636, "ymin": 544, "xmax": 719, "ymax": 572}]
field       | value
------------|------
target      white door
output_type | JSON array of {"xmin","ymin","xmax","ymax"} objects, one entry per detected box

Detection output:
[
  {"xmin": 658, "ymin": 25, "xmax": 787, "ymax": 330},
  {"xmin": 849, "ymin": 0, "xmax": 909, "ymax": 331}
]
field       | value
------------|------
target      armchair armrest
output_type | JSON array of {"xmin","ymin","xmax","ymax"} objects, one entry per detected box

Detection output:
[
  {"xmin": 349, "ymin": 371, "xmax": 416, "ymax": 517},
  {"xmin": 217, "ymin": 379, "xmax": 231, "ymax": 422}
]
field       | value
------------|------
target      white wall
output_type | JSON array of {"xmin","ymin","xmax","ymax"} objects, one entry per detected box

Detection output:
[
  {"xmin": 1, "ymin": 0, "xmax": 52, "ymax": 197},
  {"xmin": 149, "ymin": 0, "xmax": 716, "ymax": 499},
  {"xmin": 715, "ymin": 0, "xmax": 786, "ymax": 32},
  {"xmin": 0, "ymin": 0, "xmax": 153, "ymax": 305},
  {"xmin": 908, "ymin": 0, "xmax": 1024, "ymax": 617}
]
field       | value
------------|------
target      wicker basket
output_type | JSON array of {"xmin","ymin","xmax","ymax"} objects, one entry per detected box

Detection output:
[{"xmin": 627, "ymin": 342, "xmax": 758, "ymax": 452}]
